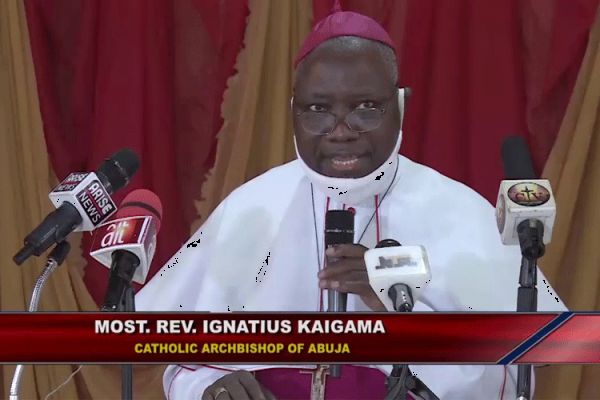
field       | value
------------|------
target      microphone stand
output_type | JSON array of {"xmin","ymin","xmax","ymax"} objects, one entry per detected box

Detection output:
[
  {"xmin": 120, "ymin": 286, "xmax": 135, "ymax": 400},
  {"xmin": 10, "ymin": 241, "xmax": 71, "ymax": 400},
  {"xmin": 101, "ymin": 286, "xmax": 135, "ymax": 400},
  {"xmin": 515, "ymin": 219, "xmax": 545, "ymax": 400},
  {"xmin": 101, "ymin": 250, "xmax": 139, "ymax": 400},
  {"xmin": 385, "ymin": 284, "xmax": 439, "ymax": 400}
]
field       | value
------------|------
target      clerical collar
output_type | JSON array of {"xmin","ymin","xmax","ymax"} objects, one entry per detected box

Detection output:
[{"xmin": 294, "ymin": 131, "xmax": 402, "ymax": 206}]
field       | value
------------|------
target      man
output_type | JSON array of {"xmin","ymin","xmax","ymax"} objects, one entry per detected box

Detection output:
[{"xmin": 136, "ymin": 9, "xmax": 565, "ymax": 400}]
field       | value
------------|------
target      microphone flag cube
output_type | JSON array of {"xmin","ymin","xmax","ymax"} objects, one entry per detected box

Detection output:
[
  {"xmin": 49, "ymin": 172, "xmax": 117, "ymax": 231},
  {"xmin": 90, "ymin": 216, "xmax": 157, "ymax": 284},
  {"xmin": 496, "ymin": 179, "xmax": 556, "ymax": 245},
  {"xmin": 364, "ymin": 245, "xmax": 431, "ymax": 311}
]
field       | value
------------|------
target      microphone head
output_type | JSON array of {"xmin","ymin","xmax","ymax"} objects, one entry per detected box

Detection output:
[
  {"xmin": 325, "ymin": 210, "xmax": 354, "ymax": 245},
  {"xmin": 97, "ymin": 148, "xmax": 140, "ymax": 193},
  {"xmin": 116, "ymin": 189, "xmax": 163, "ymax": 232},
  {"xmin": 501, "ymin": 136, "xmax": 537, "ymax": 179},
  {"xmin": 375, "ymin": 239, "xmax": 401, "ymax": 248}
]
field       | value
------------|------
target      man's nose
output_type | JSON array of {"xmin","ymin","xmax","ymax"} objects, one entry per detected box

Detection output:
[{"xmin": 328, "ymin": 116, "xmax": 358, "ymax": 141}]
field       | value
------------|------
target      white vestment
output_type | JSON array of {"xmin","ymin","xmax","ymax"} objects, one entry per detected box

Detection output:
[{"xmin": 136, "ymin": 152, "xmax": 566, "ymax": 399}]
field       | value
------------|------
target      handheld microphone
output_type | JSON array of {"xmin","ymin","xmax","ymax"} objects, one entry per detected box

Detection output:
[
  {"xmin": 90, "ymin": 189, "xmax": 163, "ymax": 311},
  {"xmin": 325, "ymin": 210, "xmax": 354, "ymax": 313},
  {"xmin": 13, "ymin": 149, "xmax": 140, "ymax": 265},
  {"xmin": 324, "ymin": 210, "xmax": 353, "ymax": 379},
  {"xmin": 496, "ymin": 136, "xmax": 556, "ymax": 252},
  {"xmin": 364, "ymin": 240, "xmax": 431, "ymax": 312}
]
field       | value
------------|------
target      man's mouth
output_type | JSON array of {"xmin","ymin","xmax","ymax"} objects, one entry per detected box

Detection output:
[{"xmin": 330, "ymin": 155, "xmax": 361, "ymax": 171}]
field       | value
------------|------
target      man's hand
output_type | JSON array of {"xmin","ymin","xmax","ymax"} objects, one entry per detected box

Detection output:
[
  {"xmin": 318, "ymin": 244, "xmax": 386, "ymax": 311},
  {"xmin": 201, "ymin": 371, "xmax": 276, "ymax": 400}
]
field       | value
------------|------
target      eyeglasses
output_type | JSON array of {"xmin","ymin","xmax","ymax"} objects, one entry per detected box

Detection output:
[{"xmin": 294, "ymin": 95, "xmax": 395, "ymax": 136}]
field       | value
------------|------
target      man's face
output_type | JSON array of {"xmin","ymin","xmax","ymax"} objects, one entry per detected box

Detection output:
[{"xmin": 293, "ymin": 42, "xmax": 400, "ymax": 178}]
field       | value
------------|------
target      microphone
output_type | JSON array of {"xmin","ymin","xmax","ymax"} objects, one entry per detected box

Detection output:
[
  {"xmin": 495, "ymin": 136, "xmax": 556, "ymax": 256},
  {"xmin": 90, "ymin": 189, "xmax": 163, "ymax": 311},
  {"xmin": 13, "ymin": 149, "xmax": 140, "ymax": 265},
  {"xmin": 366, "ymin": 240, "xmax": 439, "ymax": 400},
  {"xmin": 325, "ymin": 210, "xmax": 354, "ymax": 313},
  {"xmin": 364, "ymin": 240, "xmax": 431, "ymax": 312},
  {"xmin": 324, "ymin": 210, "xmax": 354, "ymax": 379},
  {"xmin": 497, "ymin": 136, "xmax": 555, "ymax": 400}
]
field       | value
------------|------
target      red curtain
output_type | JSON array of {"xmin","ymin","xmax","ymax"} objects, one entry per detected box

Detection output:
[
  {"xmin": 25, "ymin": 0, "xmax": 598, "ymax": 302},
  {"xmin": 314, "ymin": 0, "xmax": 599, "ymax": 202},
  {"xmin": 24, "ymin": 0, "xmax": 248, "ymax": 304}
]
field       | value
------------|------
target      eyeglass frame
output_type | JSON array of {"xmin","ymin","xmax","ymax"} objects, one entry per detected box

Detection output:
[{"xmin": 292, "ymin": 90, "xmax": 399, "ymax": 136}]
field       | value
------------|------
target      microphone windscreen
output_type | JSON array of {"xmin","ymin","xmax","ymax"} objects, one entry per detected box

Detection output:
[
  {"xmin": 97, "ymin": 148, "xmax": 141, "ymax": 192},
  {"xmin": 501, "ymin": 136, "xmax": 537, "ymax": 179},
  {"xmin": 375, "ymin": 239, "xmax": 401, "ymax": 248},
  {"xmin": 116, "ymin": 189, "xmax": 163, "ymax": 232},
  {"xmin": 325, "ymin": 210, "xmax": 354, "ymax": 245}
]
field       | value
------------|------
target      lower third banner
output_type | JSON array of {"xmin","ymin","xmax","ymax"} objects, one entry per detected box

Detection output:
[{"xmin": 0, "ymin": 312, "xmax": 597, "ymax": 364}]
